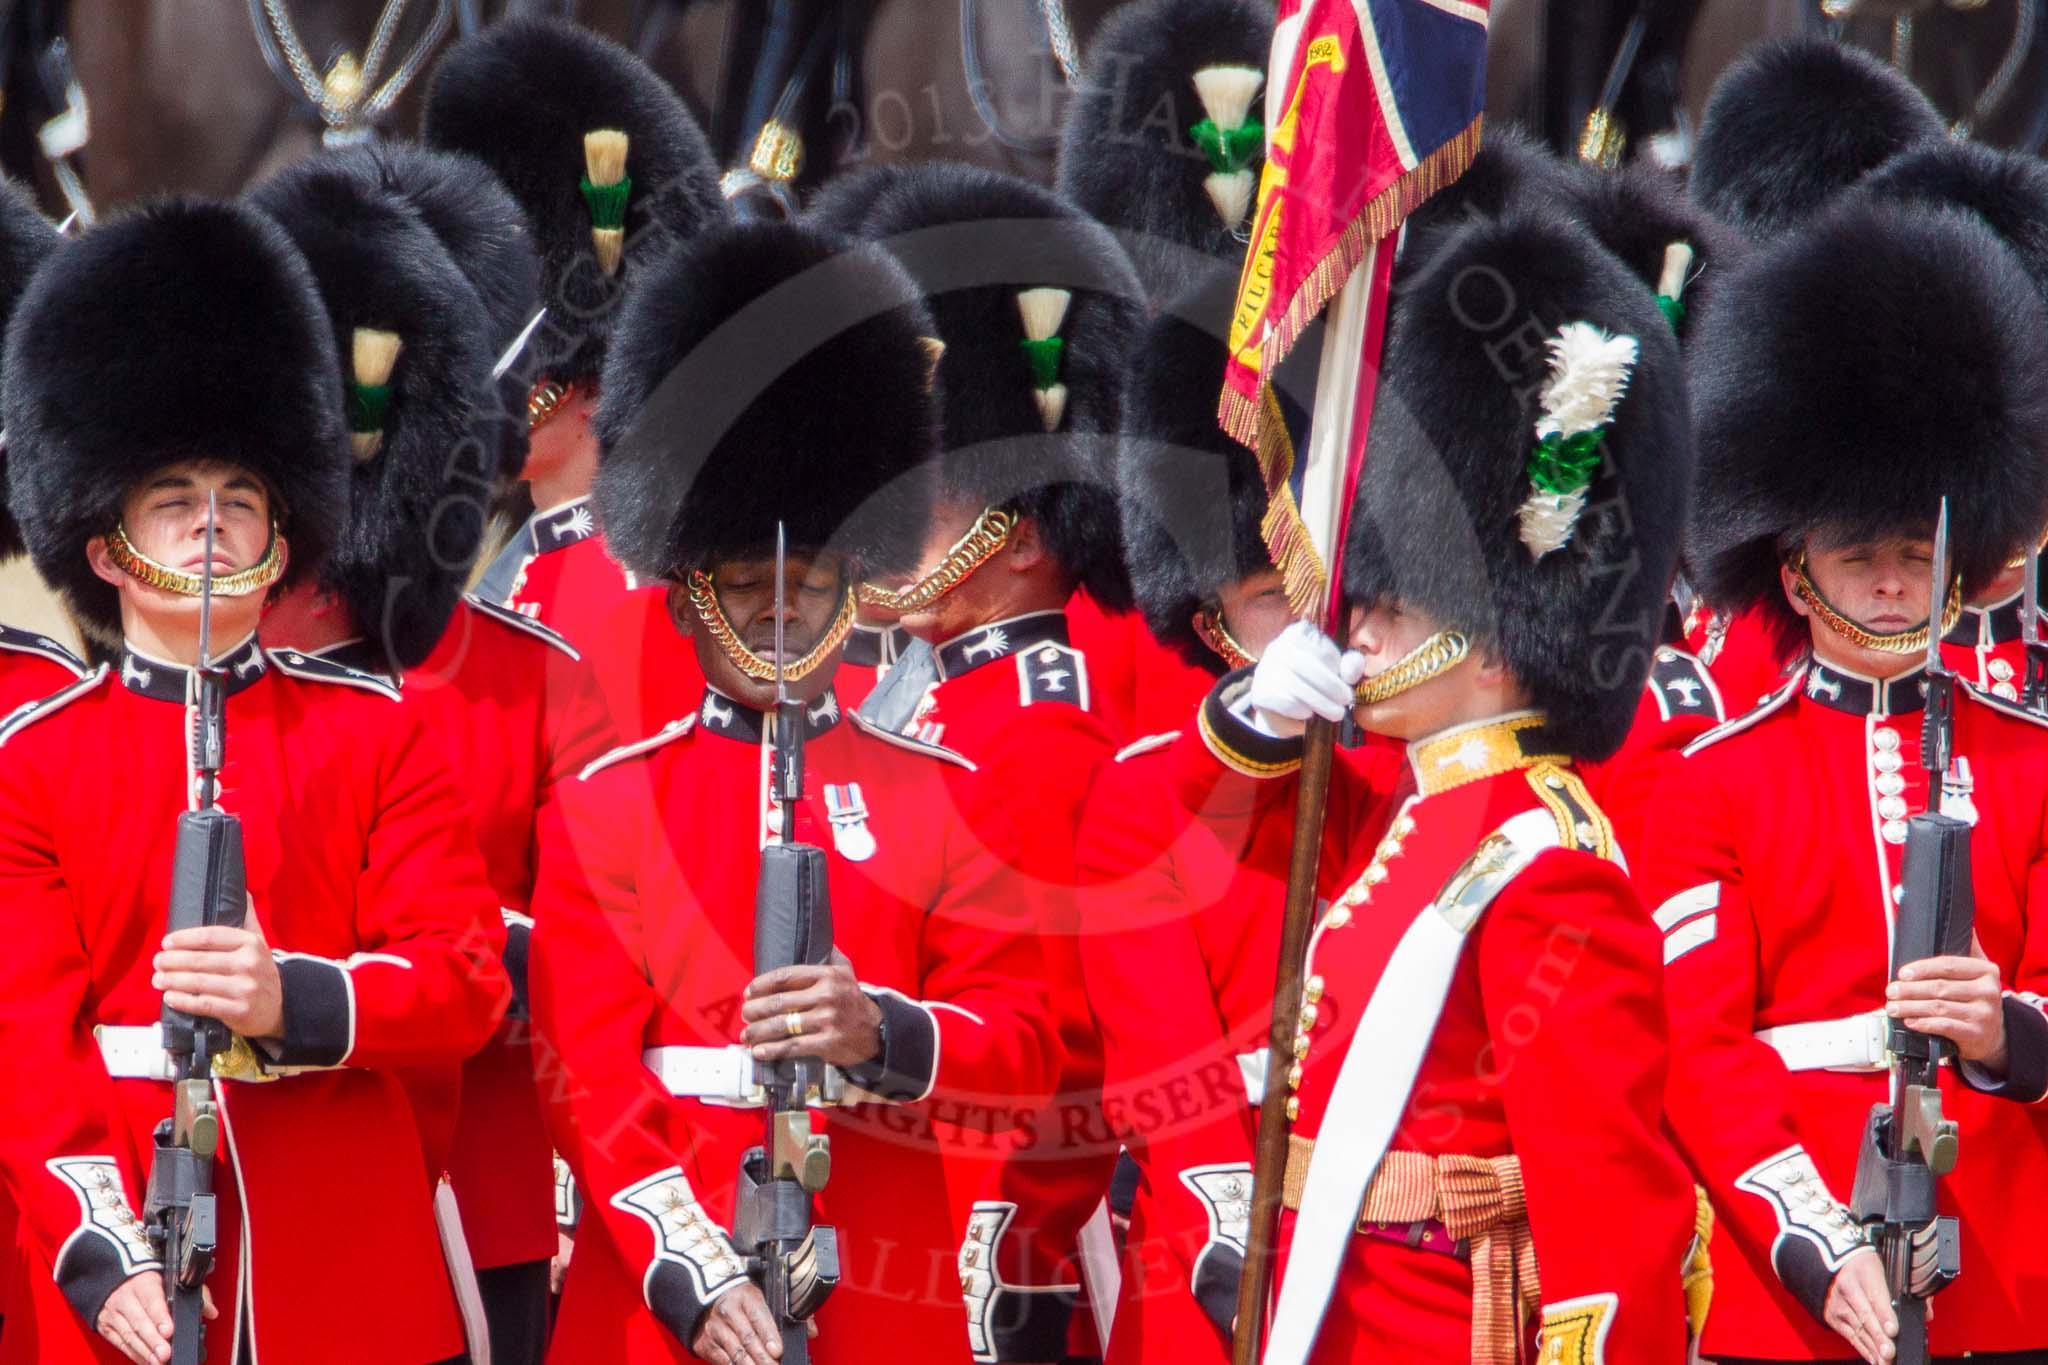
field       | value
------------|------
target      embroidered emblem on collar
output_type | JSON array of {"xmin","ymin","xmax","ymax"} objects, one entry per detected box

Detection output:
[
  {"xmin": 1407, "ymin": 714, "xmax": 1565, "ymax": 797},
  {"xmin": 536, "ymin": 500, "xmax": 597, "ymax": 554},
  {"xmin": 937, "ymin": 611, "xmax": 1069, "ymax": 679},
  {"xmin": 697, "ymin": 688, "xmax": 844, "ymax": 744},
  {"xmin": 962, "ymin": 627, "xmax": 1009, "ymax": 663},
  {"xmin": 1801, "ymin": 661, "xmax": 1927, "ymax": 717},
  {"xmin": 117, "ymin": 636, "xmax": 269, "ymax": 703},
  {"xmin": 824, "ymin": 783, "xmax": 877, "ymax": 862}
]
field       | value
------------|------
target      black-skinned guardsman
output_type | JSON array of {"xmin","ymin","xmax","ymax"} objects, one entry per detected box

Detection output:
[
  {"xmin": 0, "ymin": 199, "xmax": 506, "ymax": 1365},
  {"xmin": 248, "ymin": 145, "xmax": 607, "ymax": 1365},
  {"xmin": 810, "ymin": 159, "xmax": 1143, "ymax": 1364},
  {"xmin": 529, "ymin": 218, "xmax": 1061, "ymax": 1365},
  {"xmin": 1196, "ymin": 208, "xmax": 1699, "ymax": 1364},
  {"xmin": 1641, "ymin": 198, "xmax": 2048, "ymax": 1365}
]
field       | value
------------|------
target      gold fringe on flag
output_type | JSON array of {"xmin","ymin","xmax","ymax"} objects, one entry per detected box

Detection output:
[{"xmin": 1219, "ymin": 113, "xmax": 1483, "ymax": 452}]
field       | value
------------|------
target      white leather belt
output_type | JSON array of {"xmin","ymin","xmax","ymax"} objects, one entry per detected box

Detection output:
[
  {"xmin": 94, "ymin": 1024, "xmax": 331, "ymax": 1083},
  {"xmin": 1755, "ymin": 1011, "xmax": 1891, "ymax": 1073},
  {"xmin": 1237, "ymin": 1049, "xmax": 1267, "ymax": 1106},
  {"xmin": 641, "ymin": 1045, "xmax": 874, "ymax": 1108}
]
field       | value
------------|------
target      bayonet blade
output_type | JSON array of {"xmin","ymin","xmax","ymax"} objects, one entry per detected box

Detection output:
[
  {"xmin": 774, "ymin": 522, "xmax": 788, "ymax": 708},
  {"xmin": 1928, "ymin": 498, "xmax": 1950, "ymax": 677},
  {"xmin": 2026, "ymin": 546, "xmax": 2041, "ymax": 650},
  {"xmin": 199, "ymin": 493, "xmax": 217, "ymax": 668},
  {"xmin": 492, "ymin": 307, "xmax": 548, "ymax": 382}
]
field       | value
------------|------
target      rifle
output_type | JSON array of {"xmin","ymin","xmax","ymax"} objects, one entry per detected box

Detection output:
[
  {"xmin": 2021, "ymin": 543, "xmax": 2047, "ymax": 713},
  {"xmin": 1847, "ymin": 499, "xmax": 1968, "ymax": 1365},
  {"xmin": 733, "ymin": 524, "xmax": 840, "ymax": 1361},
  {"xmin": 143, "ymin": 494, "xmax": 245, "ymax": 1365}
]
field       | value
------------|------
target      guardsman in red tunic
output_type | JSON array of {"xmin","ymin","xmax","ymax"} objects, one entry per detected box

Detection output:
[
  {"xmin": 529, "ymin": 220, "xmax": 1061, "ymax": 1364},
  {"xmin": 1072, "ymin": 267, "xmax": 1399, "ymax": 1364},
  {"xmin": 248, "ymin": 148, "xmax": 608, "ymax": 1365},
  {"xmin": 1643, "ymin": 198, "xmax": 2048, "ymax": 1365},
  {"xmin": 0, "ymin": 200, "xmax": 507, "ymax": 1365},
  {"xmin": 1200, "ymin": 208, "xmax": 1700, "ymax": 1365},
  {"xmin": 810, "ymin": 160, "xmax": 1144, "ymax": 1362},
  {"xmin": 423, "ymin": 18, "xmax": 723, "ymax": 727}
]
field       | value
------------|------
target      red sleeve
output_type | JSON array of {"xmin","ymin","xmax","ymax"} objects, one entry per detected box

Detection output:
[
  {"xmin": 1636, "ymin": 756, "xmax": 1870, "ymax": 1321},
  {"xmin": 0, "ymin": 750, "xmax": 158, "ymax": 1326},
  {"xmin": 529, "ymin": 765, "xmax": 749, "ymax": 1348},
  {"xmin": 269, "ymin": 706, "xmax": 509, "ymax": 1071},
  {"xmin": 1958, "ymin": 723, "xmax": 2048, "ymax": 1104},
  {"xmin": 1481, "ymin": 852, "xmax": 1693, "ymax": 1364},
  {"xmin": 1076, "ymin": 766, "xmax": 1255, "ymax": 1342}
]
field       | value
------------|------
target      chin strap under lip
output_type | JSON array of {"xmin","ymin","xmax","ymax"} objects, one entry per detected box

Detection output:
[
  {"xmin": 1788, "ymin": 553, "xmax": 1964, "ymax": 655},
  {"xmin": 1353, "ymin": 629, "xmax": 1472, "ymax": 705},
  {"xmin": 1194, "ymin": 607, "xmax": 1257, "ymax": 670},
  {"xmin": 686, "ymin": 571, "xmax": 857, "ymax": 683},
  {"xmin": 105, "ymin": 521, "xmax": 286, "ymax": 599}
]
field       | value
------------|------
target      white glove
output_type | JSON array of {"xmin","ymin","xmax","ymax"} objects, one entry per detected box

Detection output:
[{"xmin": 1238, "ymin": 621, "xmax": 1366, "ymax": 738}]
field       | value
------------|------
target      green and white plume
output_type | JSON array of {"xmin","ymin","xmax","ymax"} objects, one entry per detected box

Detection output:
[
  {"xmin": 1017, "ymin": 287, "xmax": 1072, "ymax": 431},
  {"xmin": 1517, "ymin": 322, "xmax": 1638, "ymax": 559},
  {"xmin": 1189, "ymin": 65, "xmax": 1264, "ymax": 231}
]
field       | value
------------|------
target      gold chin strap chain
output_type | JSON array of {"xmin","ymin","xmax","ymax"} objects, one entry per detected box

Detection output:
[
  {"xmin": 105, "ymin": 522, "xmax": 287, "ymax": 598},
  {"xmin": 1194, "ymin": 607, "xmax": 1257, "ymax": 670},
  {"xmin": 1353, "ymin": 629, "xmax": 1472, "ymax": 705},
  {"xmin": 1788, "ymin": 555, "xmax": 1965, "ymax": 655},
  {"xmin": 527, "ymin": 379, "xmax": 576, "ymax": 432},
  {"xmin": 686, "ymin": 571, "xmax": 858, "ymax": 683},
  {"xmin": 857, "ymin": 507, "xmax": 1015, "ymax": 614}
]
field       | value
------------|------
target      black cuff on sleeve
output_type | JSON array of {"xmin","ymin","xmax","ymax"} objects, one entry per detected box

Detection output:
[
  {"xmin": 503, "ymin": 920, "xmax": 532, "ymax": 1021},
  {"xmin": 840, "ymin": 990, "xmax": 937, "ymax": 1101},
  {"xmin": 1199, "ymin": 670, "xmax": 1305, "ymax": 777},
  {"xmin": 1773, "ymin": 1235, "xmax": 1842, "ymax": 1325},
  {"xmin": 647, "ymin": 1260, "xmax": 723, "ymax": 1349},
  {"xmin": 2003, "ymin": 995, "xmax": 2048, "ymax": 1102},
  {"xmin": 55, "ymin": 1230, "xmax": 146, "ymax": 1328},
  {"xmin": 270, "ymin": 955, "xmax": 351, "ymax": 1066},
  {"xmin": 1192, "ymin": 1244, "xmax": 1243, "ymax": 1341},
  {"xmin": 990, "ymin": 1286, "xmax": 1079, "ymax": 1361}
]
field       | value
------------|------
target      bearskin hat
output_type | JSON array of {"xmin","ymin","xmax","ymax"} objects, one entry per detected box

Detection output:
[
  {"xmin": 1118, "ymin": 274, "xmax": 1286, "ymax": 667},
  {"xmin": 1556, "ymin": 160, "xmax": 1743, "ymax": 347},
  {"xmin": 0, "ymin": 175, "xmax": 60, "ymax": 563},
  {"xmin": 1690, "ymin": 37, "xmax": 1943, "ymax": 239},
  {"xmin": 1053, "ymin": 0, "xmax": 1274, "ymax": 304},
  {"xmin": 1859, "ymin": 139, "xmax": 2048, "ymax": 297},
  {"xmin": 422, "ymin": 18, "xmax": 725, "ymax": 387},
  {"xmin": 805, "ymin": 161, "xmax": 1145, "ymax": 609},
  {"xmin": 249, "ymin": 157, "xmax": 502, "ymax": 670},
  {"xmin": 3, "ymin": 198, "xmax": 347, "ymax": 646},
  {"xmin": 1687, "ymin": 200, "xmax": 2048, "ymax": 661},
  {"xmin": 1341, "ymin": 214, "xmax": 1692, "ymax": 761},
  {"xmin": 594, "ymin": 219, "xmax": 941, "ymax": 583},
  {"xmin": 293, "ymin": 140, "xmax": 545, "ymax": 487}
]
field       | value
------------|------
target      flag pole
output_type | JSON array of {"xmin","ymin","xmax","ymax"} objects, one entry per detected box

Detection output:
[{"xmin": 1230, "ymin": 247, "xmax": 1383, "ymax": 1365}]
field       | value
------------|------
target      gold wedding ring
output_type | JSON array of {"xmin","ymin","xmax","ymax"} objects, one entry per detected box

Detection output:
[{"xmin": 785, "ymin": 1010, "xmax": 805, "ymax": 1038}]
